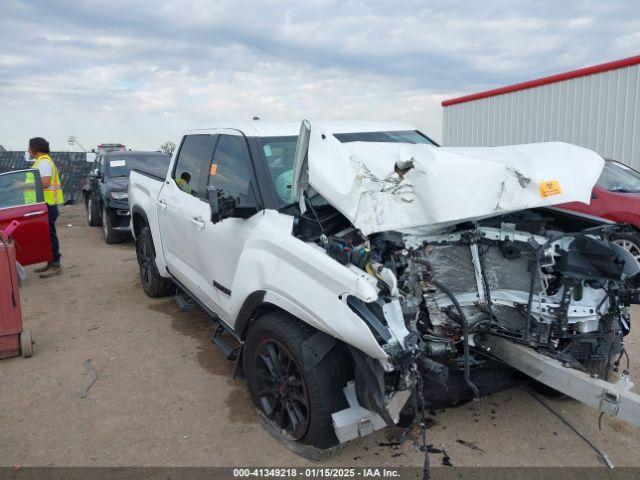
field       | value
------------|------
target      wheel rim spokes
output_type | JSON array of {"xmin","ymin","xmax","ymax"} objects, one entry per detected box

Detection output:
[
  {"xmin": 138, "ymin": 240, "xmax": 152, "ymax": 284},
  {"xmin": 613, "ymin": 239, "xmax": 640, "ymax": 265},
  {"xmin": 254, "ymin": 339, "xmax": 309, "ymax": 440}
]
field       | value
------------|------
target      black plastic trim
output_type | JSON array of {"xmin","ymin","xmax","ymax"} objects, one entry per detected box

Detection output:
[
  {"xmin": 213, "ymin": 280, "xmax": 231, "ymax": 296},
  {"xmin": 234, "ymin": 290, "xmax": 267, "ymax": 339}
]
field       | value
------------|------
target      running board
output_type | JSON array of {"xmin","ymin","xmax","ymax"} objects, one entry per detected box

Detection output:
[
  {"xmin": 478, "ymin": 335, "xmax": 640, "ymax": 428},
  {"xmin": 174, "ymin": 289, "xmax": 195, "ymax": 312},
  {"xmin": 211, "ymin": 324, "xmax": 240, "ymax": 361},
  {"xmin": 172, "ymin": 285, "xmax": 242, "ymax": 361}
]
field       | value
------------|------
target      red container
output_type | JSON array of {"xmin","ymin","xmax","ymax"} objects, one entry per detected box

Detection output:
[{"xmin": 0, "ymin": 229, "xmax": 31, "ymax": 359}]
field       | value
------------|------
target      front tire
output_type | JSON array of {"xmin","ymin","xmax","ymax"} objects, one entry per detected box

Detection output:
[
  {"xmin": 243, "ymin": 311, "xmax": 350, "ymax": 450},
  {"xmin": 102, "ymin": 207, "xmax": 123, "ymax": 244},
  {"xmin": 136, "ymin": 226, "xmax": 175, "ymax": 297},
  {"xmin": 87, "ymin": 197, "xmax": 102, "ymax": 227}
]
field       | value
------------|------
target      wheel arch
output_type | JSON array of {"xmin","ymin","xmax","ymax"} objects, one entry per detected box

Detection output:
[
  {"xmin": 131, "ymin": 205, "xmax": 150, "ymax": 239},
  {"xmin": 235, "ymin": 291, "xmax": 347, "ymax": 370}
]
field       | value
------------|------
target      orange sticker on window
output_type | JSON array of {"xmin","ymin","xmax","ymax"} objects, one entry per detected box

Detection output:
[
  {"xmin": 539, "ymin": 180, "xmax": 562, "ymax": 197},
  {"xmin": 210, "ymin": 163, "xmax": 218, "ymax": 176}
]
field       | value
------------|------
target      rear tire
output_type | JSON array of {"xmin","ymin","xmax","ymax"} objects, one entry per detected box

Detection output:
[
  {"xmin": 243, "ymin": 311, "xmax": 350, "ymax": 450},
  {"xmin": 87, "ymin": 197, "xmax": 101, "ymax": 226},
  {"xmin": 102, "ymin": 207, "xmax": 122, "ymax": 244},
  {"xmin": 136, "ymin": 226, "xmax": 175, "ymax": 297}
]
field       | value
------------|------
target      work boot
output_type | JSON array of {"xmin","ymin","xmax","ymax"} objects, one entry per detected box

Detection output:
[
  {"xmin": 39, "ymin": 263, "xmax": 62, "ymax": 278},
  {"xmin": 34, "ymin": 262, "xmax": 52, "ymax": 273}
]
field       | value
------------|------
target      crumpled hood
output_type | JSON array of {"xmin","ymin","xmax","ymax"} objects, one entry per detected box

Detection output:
[{"xmin": 298, "ymin": 122, "xmax": 604, "ymax": 235}]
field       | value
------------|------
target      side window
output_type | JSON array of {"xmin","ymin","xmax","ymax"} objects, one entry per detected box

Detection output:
[
  {"xmin": 0, "ymin": 170, "xmax": 44, "ymax": 208},
  {"xmin": 208, "ymin": 135, "xmax": 253, "ymax": 205},
  {"xmin": 173, "ymin": 134, "xmax": 218, "ymax": 199}
]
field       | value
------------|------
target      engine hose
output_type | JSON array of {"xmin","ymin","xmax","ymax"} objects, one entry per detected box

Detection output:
[
  {"xmin": 524, "ymin": 260, "xmax": 537, "ymax": 343},
  {"xmin": 430, "ymin": 278, "xmax": 480, "ymax": 400},
  {"xmin": 412, "ymin": 257, "xmax": 479, "ymax": 399}
]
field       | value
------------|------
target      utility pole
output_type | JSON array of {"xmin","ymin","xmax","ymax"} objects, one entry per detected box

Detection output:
[{"xmin": 68, "ymin": 136, "xmax": 87, "ymax": 152}]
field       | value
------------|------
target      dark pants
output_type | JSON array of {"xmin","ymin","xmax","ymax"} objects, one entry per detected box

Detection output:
[{"xmin": 48, "ymin": 204, "xmax": 61, "ymax": 264}]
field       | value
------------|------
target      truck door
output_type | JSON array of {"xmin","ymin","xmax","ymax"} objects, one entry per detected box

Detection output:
[
  {"xmin": 156, "ymin": 134, "xmax": 218, "ymax": 295},
  {"xmin": 190, "ymin": 133, "xmax": 261, "ymax": 320},
  {"xmin": 0, "ymin": 169, "xmax": 53, "ymax": 266}
]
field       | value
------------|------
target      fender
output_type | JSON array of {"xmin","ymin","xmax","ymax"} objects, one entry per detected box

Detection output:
[
  {"xmin": 226, "ymin": 210, "xmax": 388, "ymax": 360},
  {"xmin": 233, "ymin": 286, "xmax": 388, "ymax": 361}
]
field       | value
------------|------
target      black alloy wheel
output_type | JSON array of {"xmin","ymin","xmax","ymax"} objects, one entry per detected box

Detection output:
[
  {"xmin": 135, "ymin": 227, "xmax": 175, "ymax": 297},
  {"xmin": 253, "ymin": 338, "xmax": 310, "ymax": 440},
  {"xmin": 138, "ymin": 234, "xmax": 152, "ymax": 286}
]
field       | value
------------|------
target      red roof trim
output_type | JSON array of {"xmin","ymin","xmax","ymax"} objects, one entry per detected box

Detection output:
[{"xmin": 442, "ymin": 54, "xmax": 640, "ymax": 107}]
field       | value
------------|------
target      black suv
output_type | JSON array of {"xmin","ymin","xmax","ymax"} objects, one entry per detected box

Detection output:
[{"xmin": 84, "ymin": 150, "xmax": 171, "ymax": 243}]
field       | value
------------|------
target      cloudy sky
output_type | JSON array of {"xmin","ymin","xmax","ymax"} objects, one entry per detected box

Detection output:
[{"xmin": 0, "ymin": 0, "xmax": 638, "ymax": 151}]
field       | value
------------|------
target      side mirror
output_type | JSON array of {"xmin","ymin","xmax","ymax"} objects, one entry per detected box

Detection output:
[
  {"xmin": 207, "ymin": 185, "xmax": 222, "ymax": 223},
  {"xmin": 206, "ymin": 185, "xmax": 259, "ymax": 224},
  {"xmin": 591, "ymin": 190, "xmax": 598, "ymax": 200}
]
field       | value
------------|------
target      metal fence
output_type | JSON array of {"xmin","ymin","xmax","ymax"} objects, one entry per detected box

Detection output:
[{"xmin": 0, "ymin": 151, "xmax": 92, "ymax": 204}]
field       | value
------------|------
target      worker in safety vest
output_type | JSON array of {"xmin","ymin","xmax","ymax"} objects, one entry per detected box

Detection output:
[
  {"xmin": 176, "ymin": 171, "xmax": 192, "ymax": 194},
  {"xmin": 27, "ymin": 137, "xmax": 64, "ymax": 278},
  {"xmin": 23, "ymin": 171, "xmax": 37, "ymax": 204}
]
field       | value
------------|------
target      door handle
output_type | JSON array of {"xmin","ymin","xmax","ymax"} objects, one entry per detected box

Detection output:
[
  {"xmin": 156, "ymin": 199, "xmax": 168, "ymax": 209},
  {"xmin": 23, "ymin": 210, "xmax": 47, "ymax": 217},
  {"xmin": 190, "ymin": 216, "xmax": 206, "ymax": 229}
]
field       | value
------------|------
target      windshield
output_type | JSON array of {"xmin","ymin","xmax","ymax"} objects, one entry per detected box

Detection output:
[
  {"xmin": 260, "ymin": 136, "xmax": 298, "ymax": 204},
  {"xmin": 261, "ymin": 130, "xmax": 435, "ymax": 204},
  {"xmin": 597, "ymin": 161, "xmax": 640, "ymax": 193},
  {"xmin": 333, "ymin": 130, "xmax": 435, "ymax": 144},
  {"xmin": 106, "ymin": 154, "xmax": 171, "ymax": 178}
]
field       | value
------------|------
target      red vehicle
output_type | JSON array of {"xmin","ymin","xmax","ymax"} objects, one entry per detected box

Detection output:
[
  {"xmin": 0, "ymin": 169, "xmax": 53, "ymax": 266},
  {"xmin": 0, "ymin": 168, "xmax": 50, "ymax": 359},
  {"xmin": 562, "ymin": 159, "xmax": 640, "ymax": 261},
  {"xmin": 97, "ymin": 143, "xmax": 126, "ymax": 154}
]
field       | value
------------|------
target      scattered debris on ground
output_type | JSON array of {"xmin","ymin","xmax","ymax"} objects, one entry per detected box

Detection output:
[
  {"xmin": 456, "ymin": 439, "xmax": 485, "ymax": 452},
  {"xmin": 76, "ymin": 359, "xmax": 99, "ymax": 399}
]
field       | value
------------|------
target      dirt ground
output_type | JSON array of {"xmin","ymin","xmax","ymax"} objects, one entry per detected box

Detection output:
[{"xmin": 1, "ymin": 203, "xmax": 639, "ymax": 468}]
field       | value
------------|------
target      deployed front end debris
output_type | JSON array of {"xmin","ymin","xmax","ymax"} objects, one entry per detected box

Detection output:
[
  {"xmin": 289, "ymin": 121, "xmax": 640, "ymax": 442},
  {"xmin": 311, "ymin": 207, "xmax": 640, "ymax": 436}
]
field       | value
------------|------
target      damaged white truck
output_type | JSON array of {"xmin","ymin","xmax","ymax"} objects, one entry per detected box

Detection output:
[{"xmin": 129, "ymin": 120, "xmax": 640, "ymax": 456}]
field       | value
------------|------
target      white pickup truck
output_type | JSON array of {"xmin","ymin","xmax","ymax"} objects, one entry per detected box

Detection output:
[{"xmin": 129, "ymin": 120, "xmax": 640, "ymax": 456}]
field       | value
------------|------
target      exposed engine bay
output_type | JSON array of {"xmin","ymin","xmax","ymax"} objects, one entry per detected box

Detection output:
[{"xmin": 293, "ymin": 202, "xmax": 640, "ymax": 420}]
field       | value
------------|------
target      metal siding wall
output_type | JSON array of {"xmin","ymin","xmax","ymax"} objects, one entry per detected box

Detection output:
[{"xmin": 443, "ymin": 64, "xmax": 640, "ymax": 169}]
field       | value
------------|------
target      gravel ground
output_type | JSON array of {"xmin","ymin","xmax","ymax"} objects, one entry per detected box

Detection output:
[{"xmin": 1, "ymin": 204, "xmax": 639, "ymax": 468}]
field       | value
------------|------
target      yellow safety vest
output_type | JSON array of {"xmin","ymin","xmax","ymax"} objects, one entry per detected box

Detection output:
[
  {"xmin": 176, "ymin": 178, "xmax": 192, "ymax": 194},
  {"xmin": 33, "ymin": 154, "xmax": 64, "ymax": 205},
  {"xmin": 24, "ymin": 171, "xmax": 37, "ymax": 204}
]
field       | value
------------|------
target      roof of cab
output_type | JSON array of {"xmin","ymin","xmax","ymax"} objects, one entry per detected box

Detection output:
[
  {"xmin": 103, "ymin": 150, "xmax": 169, "ymax": 157},
  {"xmin": 183, "ymin": 120, "xmax": 418, "ymax": 138}
]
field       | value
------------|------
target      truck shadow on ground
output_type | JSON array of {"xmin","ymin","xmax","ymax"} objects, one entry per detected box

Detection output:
[{"xmin": 148, "ymin": 299, "xmax": 256, "ymax": 425}]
